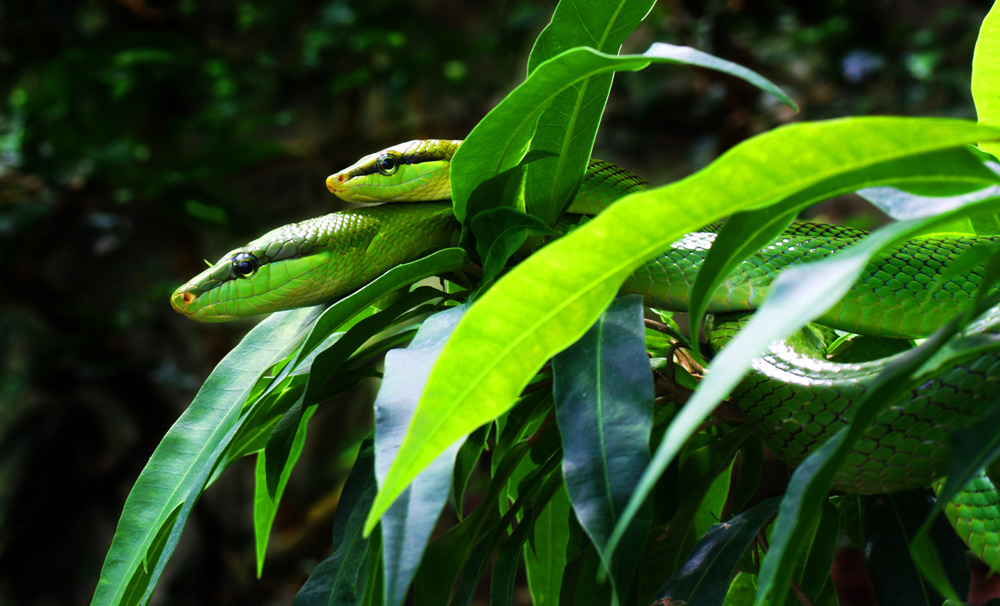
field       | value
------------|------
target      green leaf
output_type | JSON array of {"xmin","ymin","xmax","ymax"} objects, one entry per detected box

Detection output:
[
  {"xmin": 638, "ymin": 426, "xmax": 754, "ymax": 598},
  {"xmin": 650, "ymin": 497, "xmax": 780, "ymax": 606},
  {"xmin": 687, "ymin": 146, "xmax": 1000, "ymax": 344},
  {"xmin": 616, "ymin": 195, "xmax": 1000, "ymax": 606},
  {"xmin": 91, "ymin": 306, "xmax": 323, "ymax": 606},
  {"xmin": 524, "ymin": 0, "xmax": 657, "ymax": 224},
  {"xmin": 974, "ymin": 1, "xmax": 1000, "ymax": 157},
  {"xmin": 793, "ymin": 500, "xmax": 839, "ymax": 599},
  {"xmin": 863, "ymin": 491, "xmax": 970, "ymax": 606},
  {"xmin": 525, "ymin": 485, "xmax": 572, "ymax": 606},
  {"xmin": 295, "ymin": 248, "xmax": 468, "ymax": 365},
  {"xmin": 693, "ymin": 457, "xmax": 734, "ymax": 538},
  {"xmin": 373, "ymin": 306, "xmax": 469, "ymax": 606},
  {"xmin": 471, "ymin": 207, "xmax": 554, "ymax": 283},
  {"xmin": 294, "ymin": 439, "xmax": 379, "ymax": 606},
  {"xmin": 552, "ymin": 294, "xmax": 653, "ymax": 598},
  {"xmin": 490, "ymin": 510, "xmax": 535, "ymax": 606},
  {"xmin": 451, "ymin": 425, "xmax": 489, "ymax": 518},
  {"xmin": 366, "ymin": 118, "xmax": 1000, "ymax": 537},
  {"xmin": 412, "ymin": 439, "xmax": 531, "ymax": 604},
  {"xmin": 254, "ymin": 401, "xmax": 317, "ymax": 577},
  {"xmin": 451, "ymin": 42, "xmax": 796, "ymax": 222}
]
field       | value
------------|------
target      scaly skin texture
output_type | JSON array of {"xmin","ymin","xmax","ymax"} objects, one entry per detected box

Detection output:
[
  {"xmin": 171, "ymin": 203, "xmax": 455, "ymax": 321},
  {"xmin": 173, "ymin": 139, "xmax": 1000, "ymax": 568}
]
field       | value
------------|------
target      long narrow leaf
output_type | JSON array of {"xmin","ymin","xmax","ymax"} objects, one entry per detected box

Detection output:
[
  {"xmin": 524, "ymin": 0, "xmax": 656, "ymax": 224},
  {"xmin": 366, "ymin": 119, "xmax": 1000, "ymax": 536},
  {"xmin": 92, "ymin": 306, "xmax": 324, "ymax": 606},
  {"xmin": 451, "ymin": 42, "xmax": 796, "ymax": 221},
  {"xmin": 650, "ymin": 497, "xmax": 780, "ymax": 606},
  {"xmin": 552, "ymin": 294, "xmax": 653, "ymax": 595},
  {"xmin": 374, "ymin": 305, "xmax": 469, "ymax": 606},
  {"xmin": 294, "ymin": 439, "xmax": 379, "ymax": 606}
]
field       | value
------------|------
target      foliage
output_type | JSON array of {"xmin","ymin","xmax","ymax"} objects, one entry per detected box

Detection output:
[{"xmin": 87, "ymin": 1, "xmax": 1000, "ymax": 605}]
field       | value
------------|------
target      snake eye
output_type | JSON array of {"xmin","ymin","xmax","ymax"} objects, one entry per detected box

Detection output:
[
  {"xmin": 376, "ymin": 153, "xmax": 399, "ymax": 176},
  {"xmin": 231, "ymin": 252, "xmax": 259, "ymax": 278}
]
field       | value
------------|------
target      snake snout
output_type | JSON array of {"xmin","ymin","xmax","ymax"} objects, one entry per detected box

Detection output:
[
  {"xmin": 170, "ymin": 288, "xmax": 197, "ymax": 315},
  {"xmin": 326, "ymin": 173, "xmax": 347, "ymax": 195}
]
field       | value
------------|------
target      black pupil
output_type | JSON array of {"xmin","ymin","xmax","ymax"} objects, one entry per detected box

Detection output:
[
  {"xmin": 380, "ymin": 157, "xmax": 395, "ymax": 171},
  {"xmin": 233, "ymin": 253, "xmax": 257, "ymax": 277}
]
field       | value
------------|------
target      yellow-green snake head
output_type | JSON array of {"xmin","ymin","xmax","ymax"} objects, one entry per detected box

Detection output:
[
  {"xmin": 326, "ymin": 139, "xmax": 461, "ymax": 203},
  {"xmin": 171, "ymin": 204, "xmax": 458, "ymax": 322}
]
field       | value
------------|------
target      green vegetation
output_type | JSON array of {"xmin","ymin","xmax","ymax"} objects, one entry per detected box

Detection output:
[{"xmin": 4, "ymin": 1, "xmax": 1000, "ymax": 605}]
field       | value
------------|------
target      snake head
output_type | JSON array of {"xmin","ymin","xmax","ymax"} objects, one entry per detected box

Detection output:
[{"xmin": 326, "ymin": 139, "xmax": 461, "ymax": 203}]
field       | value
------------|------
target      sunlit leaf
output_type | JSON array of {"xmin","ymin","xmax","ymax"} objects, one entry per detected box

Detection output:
[
  {"xmin": 974, "ymin": 1, "xmax": 1000, "ymax": 157},
  {"xmin": 366, "ymin": 119, "xmax": 1000, "ymax": 536}
]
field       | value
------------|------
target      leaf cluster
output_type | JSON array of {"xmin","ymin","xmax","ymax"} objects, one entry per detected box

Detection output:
[{"xmin": 93, "ymin": 2, "xmax": 1000, "ymax": 606}]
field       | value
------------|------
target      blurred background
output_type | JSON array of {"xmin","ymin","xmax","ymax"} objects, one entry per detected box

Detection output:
[{"xmin": 0, "ymin": 0, "xmax": 992, "ymax": 604}]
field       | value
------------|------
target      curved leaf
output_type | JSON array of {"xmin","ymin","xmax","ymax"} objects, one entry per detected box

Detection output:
[
  {"xmin": 451, "ymin": 42, "xmax": 796, "ymax": 221},
  {"xmin": 365, "ymin": 118, "xmax": 1000, "ymax": 536},
  {"xmin": 294, "ymin": 439, "xmax": 379, "ymax": 606},
  {"xmin": 687, "ymin": 146, "xmax": 1000, "ymax": 344},
  {"xmin": 650, "ymin": 497, "xmax": 780, "ymax": 606},
  {"xmin": 974, "ymin": 1, "xmax": 1000, "ymax": 158},
  {"xmin": 92, "ymin": 306, "xmax": 324, "ymax": 606},
  {"xmin": 374, "ymin": 306, "xmax": 469, "ymax": 606},
  {"xmin": 525, "ymin": 486, "xmax": 572, "ymax": 606},
  {"xmin": 863, "ymin": 491, "xmax": 970, "ymax": 606}
]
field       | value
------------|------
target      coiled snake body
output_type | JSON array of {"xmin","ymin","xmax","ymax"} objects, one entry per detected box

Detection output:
[{"xmin": 172, "ymin": 139, "xmax": 1000, "ymax": 568}]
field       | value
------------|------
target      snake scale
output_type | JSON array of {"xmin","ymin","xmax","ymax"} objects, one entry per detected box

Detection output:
[{"xmin": 171, "ymin": 139, "xmax": 1000, "ymax": 570}]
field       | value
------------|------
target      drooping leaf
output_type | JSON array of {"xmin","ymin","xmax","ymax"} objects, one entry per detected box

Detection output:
[
  {"xmin": 490, "ymin": 510, "xmax": 536, "ymax": 606},
  {"xmin": 525, "ymin": 485, "xmax": 572, "ymax": 606},
  {"xmin": 254, "ymin": 401, "xmax": 317, "ymax": 576},
  {"xmin": 552, "ymin": 294, "xmax": 653, "ymax": 596},
  {"xmin": 650, "ymin": 497, "xmax": 780, "ymax": 606},
  {"xmin": 687, "ymin": 146, "xmax": 1000, "ymax": 344},
  {"xmin": 366, "ymin": 118, "xmax": 1000, "ymax": 536},
  {"xmin": 92, "ymin": 306, "xmax": 323, "ymax": 606},
  {"xmin": 471, "ymin": 207, "xmax": 554, "ymax": 283},
  {"xmin": 294, "ymin": 439, "xmax": 379, "ymax": 606},
  {"xmin": 373, "ymin": 305, "xmax": 469, "ymax": 606},
  {"xmin": 754, "ymin": 287, "xmax": 1000, "ymax": 606},
  {"xmin": 863, "ymin": 491, "xmax": 970, "ymax": 606}
]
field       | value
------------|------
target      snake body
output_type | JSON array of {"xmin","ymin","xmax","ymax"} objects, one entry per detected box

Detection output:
[{"xmin": 172, "ymin": 139, "xmax": 1000, "ymax": 567}]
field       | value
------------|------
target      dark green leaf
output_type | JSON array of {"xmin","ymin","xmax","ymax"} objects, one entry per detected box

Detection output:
[
  {"xmin": 525, "ymin": 485, "xmax": 572, "ymax": 606},
  {"xmin": 755, "ymin": 288, "xmax": 1000, "ymax": 606},
  {"xmin": 863, "ymin": 491, "xmax": 969, "ymax": 606},
  {"xmin": 254, "ymin": 402, "xmax": 317, "ymax": 576},
  {"xmin": 294, "ymin": 438, "xmax": 378, "ymax": 606},
  {"xmin": 552, "ymin": 294, "xmax": 653, "ymax": 589},
  {"xmin": 490, "ymin": 510, "xmax": 535, "ymax": 606},
  {"xmin": 471, "ymin": 206, "xmax": 554, "ymax": 283},
  {"xmin": 650, "ymin": 497, "xmax": 780, "ymax": 606}
]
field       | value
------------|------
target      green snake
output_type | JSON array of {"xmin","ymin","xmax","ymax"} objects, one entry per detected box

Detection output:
[{"xmin": 171, "ymin": 139, "xmax": 1000, "ymax": 569}]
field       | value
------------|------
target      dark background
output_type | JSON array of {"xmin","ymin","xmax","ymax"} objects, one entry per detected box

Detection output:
[{"xmin": 0, "ymin": 1, "xmax": 991, "ymax": 604}]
